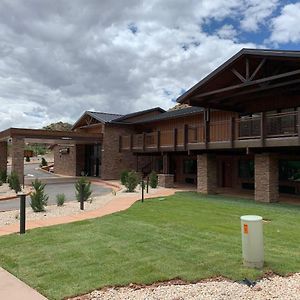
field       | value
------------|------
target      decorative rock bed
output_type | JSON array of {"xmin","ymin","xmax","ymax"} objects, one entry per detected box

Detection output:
[
  {"xmin": 70, "ymin": 273, "xmax": 300, "ymax": 300},
  {"xmin": 0, "ymin": 183, "xmax": 31, "ymax": 200}
]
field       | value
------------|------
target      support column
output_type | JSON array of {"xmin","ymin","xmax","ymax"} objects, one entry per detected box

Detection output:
[
  {"xmin": 255, "ymin": 153, "xmax": 278, "ymax": 203},
  {"xmin": 0, "ymin": 141, "xmax": 8, "ymax": 174},
  {"xmin": 11, "ymin": 138, "xmax": 25, "ymax": 184},
  {"xmin": 162, "ymin": 154, "xmax": 169, "ymax": 174},
  {"xmin": 197, "ymin": 154, "xmax": 217, "ymax": 194}
]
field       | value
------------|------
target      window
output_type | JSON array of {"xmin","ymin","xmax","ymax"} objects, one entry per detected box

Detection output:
[
  {"xmin": 184, "ymin": 159, "xmax": 197, "ymax": 174},
  {"xmin": 279, "ymin": 160, "xmax": 300, "ymax": 181},
  {"xmin": 238, "ymin": 159, "xmax": 254, "ymax": 179}
]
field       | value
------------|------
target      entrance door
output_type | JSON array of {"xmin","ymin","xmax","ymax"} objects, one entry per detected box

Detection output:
[
  {"xmin": 85, "ymin": 144, "xmax": 101, "ymax": 177},
  {"xmin": 221, "ymin": 160, "xmax": 233, "ymax": 187}
]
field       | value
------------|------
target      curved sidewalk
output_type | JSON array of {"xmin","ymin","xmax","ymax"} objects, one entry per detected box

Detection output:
[{"xmin": 0, "ymin": 183, "xmax": 177, "ymax": 236}]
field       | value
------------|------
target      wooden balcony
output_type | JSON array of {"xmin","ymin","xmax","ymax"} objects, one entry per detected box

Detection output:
[{"xmin": 120, "ymin": 111, "xmax": 300, "ymax": 153}]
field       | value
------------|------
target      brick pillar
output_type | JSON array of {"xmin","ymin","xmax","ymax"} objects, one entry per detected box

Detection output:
[
  {"xmin": 0, "ymin": 141, "xmax": 8, "ymax": 173},
  {"xmin": 197, "ymin": 154, "xmax": 217, "ymax": 194},
  {"xmin": 255, "ymin": 153, "xmax": 278, "ymax": 203},
  {"xmin": 11, "ymin": 138, "xmax": 24, "ymax": 184},
  {"xmin": 163, "ymin": 154, "xmax": 169, "ymax": 174}
]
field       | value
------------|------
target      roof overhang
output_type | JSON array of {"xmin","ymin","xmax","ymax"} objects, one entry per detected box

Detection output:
[
  {"xmin": 0, "ymin": 128, "xmax": 101, "ymax": 144},
  {"xmin": 178, "ymin": 48, "xmax": 300, "ymax": 113}
]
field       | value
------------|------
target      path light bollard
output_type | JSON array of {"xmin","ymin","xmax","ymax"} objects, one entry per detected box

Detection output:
[
  {"xmin": 141, "ymin": 180, "xmax": 144, "ymax": 203},
  {"xmin": 18, "ymin": 192, "xmax": 26, "ymax": 234},
  {"xmin": 80, "ymin": 183, "xmax": 85, "ymax": 210},
  {"xmin": 241, "ymin": 215, "xmax": 264, "ymax": 268},
  {"xmin": 146, "ymin": 176, "xmax": 149, "ymax": 193}
]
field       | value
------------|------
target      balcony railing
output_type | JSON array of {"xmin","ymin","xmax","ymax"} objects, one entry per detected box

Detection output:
[{"xmin": 120, "ymin": 111, "xmax": 299, "ymax": 152}]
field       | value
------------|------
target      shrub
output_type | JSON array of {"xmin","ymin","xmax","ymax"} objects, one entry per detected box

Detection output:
[
  {"xmin": 40, "ymin": 157, "xmax": 48, "ymax": 167},
  {"xmin": 56, "ymin": 194, "xmax": 66, "ymax": 206},
  {"xmin": 120, "ymin": 170, "xmax": 129, "ymax": 185},
  {"xmin": 124, "ymin": 171, "xmax": 139, "ymax": 192},
  {"xmin": 8, "ymin": 171, "xmax": 21, "ymax": 193},
  {"xmin": 75, "ymin": 177, "xmax": 92, "ymax": 202},
  {"xmin": 30, "ymin": 179, "xmax": 48, "ymax": 212},
  {"xmin": 25, "ymin": 156, "xmax": 30, "ymax": 162},
  {"xmin": 149, "ymin": 171, "xmax": 158, "ymax": 188},
  {"xmin": 0, "ymin": 169, "xmax": 7, "ymax": 183}
]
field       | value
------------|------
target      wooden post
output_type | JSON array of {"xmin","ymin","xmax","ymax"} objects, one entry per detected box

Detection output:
[
  {"xmin": 142, "ymin": 133, "xmax": 146, "ymax": 152},
  {"xmin": 230, "ymin": 117, "xmax": 235, "ymax": 148},
  {"xmin": 204, "ymin": 108, "xmax": 210, "ymax": 148},
  {"xmin": 118, "ymin": 136, "xmax": 122, "ymax": 153},
  {"xmin": 184, "ymin": 124, "xmax": 188, "ymax": 150},
  {"xmin": 260, "ymin": 112, "xmax": 266, "ymax": 147},
  {"xmin": 297, "ymin": 108, "xmax": 300, "ymax": 143},
  {"xmin": 157, "ymin": 130, "xmax": 160, "ymax": 152},
  {"xmin": 130, "ymin": 134, "xmax": 133, "ymax": 151},
  {"xmin": 173, "ymin": 128, "xmax": 178, "ymax": 151}
]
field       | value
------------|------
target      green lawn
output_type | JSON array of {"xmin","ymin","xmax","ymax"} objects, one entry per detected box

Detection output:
[{"xmin": 0, "ymin": 192, "xmax": 299, "ymax": 300}]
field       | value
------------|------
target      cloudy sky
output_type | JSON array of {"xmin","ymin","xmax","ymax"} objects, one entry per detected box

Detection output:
[{"xmin": 0, "ymin": 0, "xmax": 300, "ymax": 130}]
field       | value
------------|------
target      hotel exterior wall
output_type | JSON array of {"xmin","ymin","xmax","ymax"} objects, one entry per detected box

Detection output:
[
  {"xmin": 0, "ymin": 141, "xmax": 7, "ymax": 173},
  {"xmin": 197, "ymin": 154, "xmax": 217, "ymax": 194},
  {"xmin": 54, "ymin": 145, "xmax": 77, "ymax": 176},
  {"xmin": 101, "ymin": 124, "xmax": 137, "ymax": 180},
  {"xmin": 11, "ymin": 137, "xmax": 24, "ymax": 183}
]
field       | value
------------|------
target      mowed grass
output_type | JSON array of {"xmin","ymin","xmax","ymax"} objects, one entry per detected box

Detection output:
[{"xmin": 0, "ymin": 192, "xmax": 299, "ymax": 300}]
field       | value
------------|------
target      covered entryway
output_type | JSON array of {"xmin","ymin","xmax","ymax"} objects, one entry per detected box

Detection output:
[{"xmin": 0, "ymin": 128, "xmax": 101, "ymax": 183}]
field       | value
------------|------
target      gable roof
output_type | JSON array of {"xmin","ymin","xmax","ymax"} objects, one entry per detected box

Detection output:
[
  {"xmin": 72, "ymin": 111, "xmax": 123, "ymax": 130},
  {"xmin": 177, "ymin": 48, "xmax": 300, "ymax": 105},
  {"xmin": 132, "ymin": 106, "xmax": 203, "ymax": 124},
  {"xmin": 112, "ymin": 107, "xmax": 165, "ymax": 122}
]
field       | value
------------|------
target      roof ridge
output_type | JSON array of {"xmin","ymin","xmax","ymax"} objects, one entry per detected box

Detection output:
[{"xmin": 87, "ymin": 110, "xmax": 123, "ymax": 116}]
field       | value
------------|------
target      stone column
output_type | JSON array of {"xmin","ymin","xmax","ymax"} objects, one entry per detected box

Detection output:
[
  {"xmin": 162, "ymin": 154, "xmax": 169, "ymax": 174},
  {"xmin": 197, "ymin": 154, "xmax": 217, "ymax": 194},
  {"xmin": 11, "ymin": 138, "xmax": 25, "ymax": 184},
  {"xmin": 255, "ymin": 153, "xmax": 278, "ymax": 203},
  {"xmin": 0, "ymin": 141, "xmax": 8, "ymax": 174}
]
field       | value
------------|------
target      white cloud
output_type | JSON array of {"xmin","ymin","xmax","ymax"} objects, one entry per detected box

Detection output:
[
  {"xmin": 269, "ymin": 3, "xmax": 300, "ymax": 44},
  {"xmin": 240, "ymin": 0, "xmax": 279, "ymax": 32},
  {"xmin": 0, "ymin": 0, "xmax": 262, "ymax": 130}
]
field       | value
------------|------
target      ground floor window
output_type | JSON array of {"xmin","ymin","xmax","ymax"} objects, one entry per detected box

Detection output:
[{"xmin": 184, "ymin": 159, "xmax": 197, "ymax": 175}]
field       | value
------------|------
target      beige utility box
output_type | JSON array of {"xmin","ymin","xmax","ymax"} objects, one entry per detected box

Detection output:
[{"xmin": 240, "ymin": 215, "xmax": 264, "ymax": 268}]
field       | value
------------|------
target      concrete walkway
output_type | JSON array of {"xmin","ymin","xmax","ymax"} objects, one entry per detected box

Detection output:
[
  {"xmin": 0, "ymin": 267, "xmax": 47, "ymax": 300},
  {"xmin": 0, "ymin": 181, "xmax": 177, "ymax": 236}
]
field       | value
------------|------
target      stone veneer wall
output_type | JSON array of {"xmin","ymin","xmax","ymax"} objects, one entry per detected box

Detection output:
[
  {"xmin": 101, "ymin": 124, "xmax": 137, "ymax": 180},
  {"xmin": 255, "ymin": 153, "xmax": 278, "ymax": 203},
  {"xmin": 54, "ymin": 145, "xmax": 77, "ymax": 176},
  {"xmin": 197, "ymin": 154, "xmax": 217, "ymax": 194},
  {"xmin": 11, "ymin": 137, "xmax": 25, "ymax": 183},
  {"xmin": 158, "ymin": 174, "xmax": 174, "ymax": 188},
  {"xmin": 0, "ymin": 141, "xmax": 7, "ymax": 173}
]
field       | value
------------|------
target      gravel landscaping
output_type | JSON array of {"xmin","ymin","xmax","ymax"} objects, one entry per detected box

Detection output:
[
  {"xmin": 0, "ymin": 183, "xmax": 31, "ymax": 200},
  {"xmin": 0, "ymin": 185, "xmax": 164, "ymax": 227},
  {"xmin": 71, "ymin": 273, "xmax": 300, "ymax": 300}
]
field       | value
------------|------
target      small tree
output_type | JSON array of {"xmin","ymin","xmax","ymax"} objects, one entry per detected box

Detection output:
[
  {"xmin": 56, "ymin": 193, "xmax": 66, "ymax": 206},
  {"xmin": 75, "ymin": 177, "xmax": 92, "ymax": 202},
  {"xmin": 120, "ymin": 170, "xmax": 129, "ymax": 185},
  {"xmin": 25, "ymin": 156, "xmax": 30, "ymax": 162},
  {"xmin": 30, "ymin": 179, "xmax": 48, "ymax": 212},
  {"xmin": 124, "ymin": 171, "xmax": 139, "ymax": 192},
  {"xmin": 40, "ymin": 157, "xmax": 48, "ymax": 167},
  {"xmin": 8, "ymin": 171, "xmax": 21, "ymax": 193},
  {"xmin": 0, "ymin": 169, "xmax": 7, "ymax": 183},
  {"xmin": 149, "ymin": 171, "xmax": 158, "ymax": 188}
]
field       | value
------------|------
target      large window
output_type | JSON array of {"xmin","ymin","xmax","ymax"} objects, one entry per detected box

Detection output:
[
  {"xmin": 238, "ymin": 159, "xmax": 254, "ymax": 179},
  {"xmin": 184, "ymin": 159, "xmax": 197, "ymax": 174},
  {"xmin": 279, "ymin": 160, "xmax": 300, "ymax": 181}
]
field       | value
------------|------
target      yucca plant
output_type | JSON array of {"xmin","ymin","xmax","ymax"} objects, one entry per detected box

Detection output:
[
  {"xmin": 75, "ymin": 177, "xmax": 92, "ymax": 202},
  {"xmin": 30, "ymin": 179, "xmax": 48, "ymax": 212}
]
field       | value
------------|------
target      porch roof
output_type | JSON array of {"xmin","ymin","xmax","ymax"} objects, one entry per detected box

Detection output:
[
  {"xmin": 177, "ymin": 48, "xmax": 300, "ymax": 113},
  {"xmin": 0, "ymin": 128, "xmax": 101, "ymax": 144}
]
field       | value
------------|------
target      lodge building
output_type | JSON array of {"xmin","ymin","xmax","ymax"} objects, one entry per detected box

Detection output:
[{"xmin": 1, "ymin": 48, "xmax": 300, "ymax": 203}]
